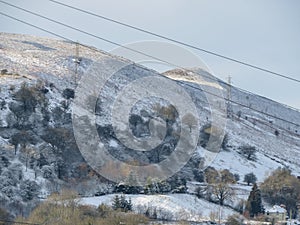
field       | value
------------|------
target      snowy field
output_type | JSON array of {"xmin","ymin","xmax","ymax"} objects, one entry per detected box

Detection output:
[{"xmin": 80, "ymin": 193, "xmax": 236, "ymax": 222}]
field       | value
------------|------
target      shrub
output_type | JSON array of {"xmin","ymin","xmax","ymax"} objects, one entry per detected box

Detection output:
[
  {"xmin": 16, "ymin": 190, "xmax": 149, "ymax": 225},
  {"xmin": 199, "ymin": 123, "xmax": 211, "ymax": 148},
  {"xmin": 9, "ymin": 85, "xmax": 15, "ymax": 91},
  {"xmin": 193, "ymin": 169, "xmax": 204, "ymax": 182},
  {"xmin": 0, "ymin": 207, "xmax": 11, "ymax": 224},
  {"xmin": 226, "ymin": 214, "xmax": 243, "ymax": 225},
  {"xmin": 0, "ymin": 99, "xmax": 6, "ymax": 110},
  {"xmin": 1, "ymin": 69, "xmax": 8, "ymax": 75},
  {"xmin": 62, "ymin": 88, "xmax": 75, "ymax": 99},
  {"xmin": 171, "ymin": 185, "xmax": 187, "ymax": 194},
  {"xmin": 221, "ymin": 133, "xmax": 229, "ymax": 150},
  {"xmin": 195, "ymin": 186, "xmax": 206, "ymax": 198},
  {"xmin": 239, "ymin": 145, "xmax": 257, "ymax": 160}
]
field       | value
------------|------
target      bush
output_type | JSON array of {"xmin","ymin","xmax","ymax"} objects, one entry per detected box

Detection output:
[
  {"xmin": 0, "ymin": 156, "xmax": 10, "ymax": 168},
  {"xmin": 222, "ymin": 133, "xmax": 229, "ymax": 150},
  {"xmin": 171, "ymin": 185, "xmax": 187, "ymax": 194},
  {"xmin": 97, "ymin": 203, "xmax": 110, "ymax": 217},
  {"xmin": 0, "ymin": 207, "xmax": 11, "ymax": 224},
  {"xmin": 195, "ymin": 186, "xmax": 206, "ymax": 198},
  {"xmin": 239, "ymin": 145, "xmax": 257, "ymax": 160},
  {"xmin": 1, "ymin": 69, "xmax": 8, "ymax": 75},
  {"xmin": 9, "ymin": 85, "xmax": 15, "ymax": 91},
  {"xmin": 193, "ymin": 169, "xmax": 204, "ymax": 182},
  {"xmin": 143, "ymin": 178, "xmax": 174, "ymax": 194},
  {"xmin": 62, "ymin": 88, "xmax": 75, "ymax": 99},
  {"xmin": 0, "ymin": 99, "xmax": 6, "ymax": 110},
  {"xmin": 17, "ymin": 191, "xmax": 148, "ymax": 225},
  {"xmin": 226, "ymin": 214, "xmax": 243, "ymax": 225},
  {"xmin": 199, "ymin": 123, "xmax": 211, "ymax": 148},
  {"xmin": 115, "ymin": 183, "xmax": 142, "ymax": 194}
]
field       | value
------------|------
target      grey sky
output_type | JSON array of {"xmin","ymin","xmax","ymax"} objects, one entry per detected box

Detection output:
[{"xmin": 1, "ymin": 0, "xmax": 299, "ymax": 109}]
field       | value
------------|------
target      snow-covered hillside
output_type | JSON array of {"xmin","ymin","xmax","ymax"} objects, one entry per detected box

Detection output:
[
  {"xmin": 0, "ymin": 32, "xmax": 299, "ymax": 220},
  {"xmin": 165, "ymin": 69, "xmax": 300, "ymax": 180}
]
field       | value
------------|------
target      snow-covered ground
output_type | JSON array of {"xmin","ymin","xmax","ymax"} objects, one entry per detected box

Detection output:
[
  {"xmin": 80, "ymin": 193, "xmax": 236, "ymax": 222},
  {"xmin": 211, "ymin": 149, "xmax": 285, "ymax": 182},
  {"xmin": 0, "ymin": 32, "xmax": 299, "ymax": 221},
  {"xmin": 1, "ymin": 32, "xmax": 299, "ymax": 180}
]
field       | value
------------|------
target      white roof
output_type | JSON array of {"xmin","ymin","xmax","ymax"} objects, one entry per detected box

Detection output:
[{"xmin": 266, "ymin": 205, "xmax": 287, "ymax": 213}]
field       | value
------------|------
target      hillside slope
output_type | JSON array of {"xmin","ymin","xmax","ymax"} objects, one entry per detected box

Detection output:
[{"xmin": 0, "ymin": 33, "xmax": 299, "ymax": 218}]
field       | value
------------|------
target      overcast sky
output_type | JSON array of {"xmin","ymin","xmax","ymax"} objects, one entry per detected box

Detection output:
[{"xmin": 1, "ymin": 0, "xmax": 300, "ymax": 109}]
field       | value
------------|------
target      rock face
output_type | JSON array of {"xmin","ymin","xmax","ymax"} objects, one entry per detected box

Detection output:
[{"xmin": 0, "ymin": 33, "xmax": 299, "ymax": 216}]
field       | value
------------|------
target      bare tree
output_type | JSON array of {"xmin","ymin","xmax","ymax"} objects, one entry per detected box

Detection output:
[
  {"xmin": 220, "ymin": 169, "xmax": 236, "ymax": 183},
  {"xmin": 204, "ymin": 166, "xmax": 220, "ymax": 184},
  {"xmin": 211, "ymin": 182, "xmax": 234, "ymax": 206}
]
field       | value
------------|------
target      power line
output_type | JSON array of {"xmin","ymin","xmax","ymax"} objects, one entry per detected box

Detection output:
[
  {"xmin": 48, "ymin": 0, "xmax": 300, "ymax": 84},
  {"xmin": 2, "ymin": 0, "xmax": 300, "ymax": 115},
  {"xmin": 0, "ymin": 1, "xmax": 200, "ymax": 78},
  {"xmin": 0, "ymin": 1, "xmax": 249, "ymax": 96},
  {"xmin": 3, "ymin": 0, "xmax": 300, "ymax": 115},
  {"xmin": 0, "ymin": 10, "xmax": 299, "ymax": 128},
  {"xmin": 182, "ymin": 82, "xmax": 300, "ymax": 127},
  {"xmin": 0, "ymin": 11, "xmax": 299, "ymax": 128},
  {"xmin": 3, "ymin": 0, "xmax": 299, "ymax": 115}
]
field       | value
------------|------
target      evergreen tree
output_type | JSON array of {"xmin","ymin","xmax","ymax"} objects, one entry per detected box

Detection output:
[
  {"xmin": 127, "ymin": 198, "xmax": 132, "ymax": 211},
  {"xmin": 113, "ymin": 195, "xmax": 132, "ymax": 212},
  {"xmin": 112, "ymin": 195, "xmax": 120, "ymax": 210},
  {"xmin": 246, "ymin": 183, "xmax": 263, "ymax": 217},
  {"xmin": 120, "ymin": 195, "xmax": 126, "ymax": 210}
]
